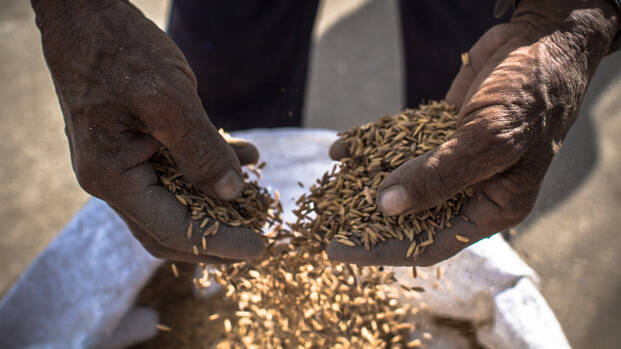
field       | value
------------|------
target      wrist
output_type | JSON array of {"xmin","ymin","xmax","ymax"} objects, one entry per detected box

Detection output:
[{"xmin": 513, "ymin": 0, "xmax": 619, "ymax": 53}]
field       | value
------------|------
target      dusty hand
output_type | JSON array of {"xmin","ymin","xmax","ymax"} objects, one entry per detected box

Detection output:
[
  {"xmin": 34, "ymin": 0, "xmax": 264, "ymax": 263},
  {"xmin": 327, "ymin": 0, "xmax": 619, "ymax": 266}
]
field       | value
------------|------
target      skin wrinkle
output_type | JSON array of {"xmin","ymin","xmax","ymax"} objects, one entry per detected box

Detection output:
[
  {"xmin": 459, "ymin": 118, "xmax": 524, "ymax": 166},
  {"xmin": 32, "ymin": 0, "xmax": 264, "ymax": 262},
  {"xmin": 427, "ymin": 159, "xmax": 451, "ymax": 210},
  {"xmin": 328, "ymin": 0, "xmax": 617, "ymax": 266},
  {"xmin": 33, "ymin": 0, "xmax": 618, "ymax": 266}
]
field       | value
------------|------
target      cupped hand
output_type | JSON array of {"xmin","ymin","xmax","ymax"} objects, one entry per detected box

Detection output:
[
  {"xmin": 327, "ymin": 0, "xmax": 619, "ymax": 266},
  {"xmin": 35, "ymin": 0, "xmax": 264, "ymax": 263}
]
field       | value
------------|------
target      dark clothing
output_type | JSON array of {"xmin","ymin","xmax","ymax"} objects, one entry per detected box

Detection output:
[
  {"xmin": 399, "ymin": 0, "xmax": 510, "ymax": 107},
  {"xmin": 168, "ymin": 0, "xmax": 509, "ymax": 131}
]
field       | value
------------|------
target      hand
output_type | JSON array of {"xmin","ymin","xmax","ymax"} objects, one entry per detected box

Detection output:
[
  {"xmin": 327, "ymin": 0, "xmax": 619, "ymax": 266},
  {"xmin": 33, "ymin": 0, "xmax": 264, "ymax": 263}
]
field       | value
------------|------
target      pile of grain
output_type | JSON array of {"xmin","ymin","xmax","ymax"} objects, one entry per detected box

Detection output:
[{"xmin": 292, "ymin": 101, "xmax": 472, "ymax": 259}]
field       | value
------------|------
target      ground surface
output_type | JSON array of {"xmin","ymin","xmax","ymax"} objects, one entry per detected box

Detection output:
[{"xmin": 1, "ymin": 1, "xmax": 619, "ymax": 348}]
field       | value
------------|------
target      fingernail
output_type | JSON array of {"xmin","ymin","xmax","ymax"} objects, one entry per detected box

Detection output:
[
  {"xmin": 377, "ymin": 185, "xmax": 412, "ymax": 216},
  {"xmin": 214, "ymin": 170, "xmax": 243, "ymax": 200}
]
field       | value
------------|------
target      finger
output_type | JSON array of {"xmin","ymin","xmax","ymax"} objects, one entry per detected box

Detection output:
[
  {"xmin": 114, "ymin": 208, "xmax": 240, "ymax": 264},
  {"xmin": 445, "ymin": 24, "xmax": 518, "ymax": 109},
  {"xmin": 109, "ymin": 161, "xmax": 264, "ymax": 261},
  {"xmin": 329, "ymin": 138, "xmax": 349, "ymax": 161},
  {"xmin": 464, "ymin": 149, "xmax": 547, "ymax": 233},
  {"xmin": 227, "ymin": 137, "xmax": 260, "ymax": 166},
  {"xmin": 133, "ymin": 91, "xmax": 243, "ymax": 201}
]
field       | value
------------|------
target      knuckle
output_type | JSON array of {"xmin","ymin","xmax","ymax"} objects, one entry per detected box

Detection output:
[
  {"xmin": 462, "ymin": 113, "xmax": 527, "ymax": 168},
  {"xmin": 484, "ymin": 122, "xmax": 525, "ymax": 157},
  {"xmin": 132, "ymin": 79, "xmax": 194, "ymax": 131}
]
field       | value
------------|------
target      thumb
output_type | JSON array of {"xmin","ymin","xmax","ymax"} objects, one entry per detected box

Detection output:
[{"xmin": 376, "ymin": 119, "xmax": 521, "ymax": 216}]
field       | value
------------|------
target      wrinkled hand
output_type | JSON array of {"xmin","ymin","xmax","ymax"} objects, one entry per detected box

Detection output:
[
  {"xmin": 327, "ymin": 0, "xmax": 619, "ymax": 266},
  {"xmin": 34, "ymin": 0, "xmax": 264, "ymax": 263}
]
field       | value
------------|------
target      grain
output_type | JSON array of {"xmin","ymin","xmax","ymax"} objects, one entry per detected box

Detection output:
[
  {"xmin": 455, "ymin": 234, "xmax": 470, "ymax": 243},
  {"xmin": 205, "ymin": 221, "xmax": 219, "ymax": 236},
  {"xmin": 207, "ymin": 234, "xmax": 418, "ymax": 348},
  {"xmin": 407, "ymin": 338, "xmax": 423, "ymax": 347},
  {"xmin": 292, "ymin": 101, "xmax": 472, "ymax": 259},
  {"xmin": 170, "ymin": 263, "xmax": 179, "ymax": 278},
  {"xmin": 155, "ymin": 324, "xmax": 172, "ymax": 332},
  {"xmin": 186, "ymin": 223, "xmax": 193, "ymax": 240},
  {"xmin": 150, "ymin": 133, "xmax": 282, "ymax": 235},
  {"xmin": 461, "ymin": 52, "xmax": 470, "ymax": 66}
]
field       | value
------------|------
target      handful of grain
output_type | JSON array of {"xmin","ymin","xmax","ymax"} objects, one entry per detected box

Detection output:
[
  {"xmin": 293, "ymin": 101, "xmax": 472, "ymax": 259},
  {"xmin": 150, "ymin": 147, "xmax": 281, "ymax": 235}
]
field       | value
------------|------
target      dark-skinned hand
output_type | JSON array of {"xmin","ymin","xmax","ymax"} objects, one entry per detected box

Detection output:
[
  {"xmin": 32, "ymin": 0, "xmax": 264, "ymax": 264},
  {"xmin": 327, "ymin": 0, "xmax": 619, "ymax": 266}
]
